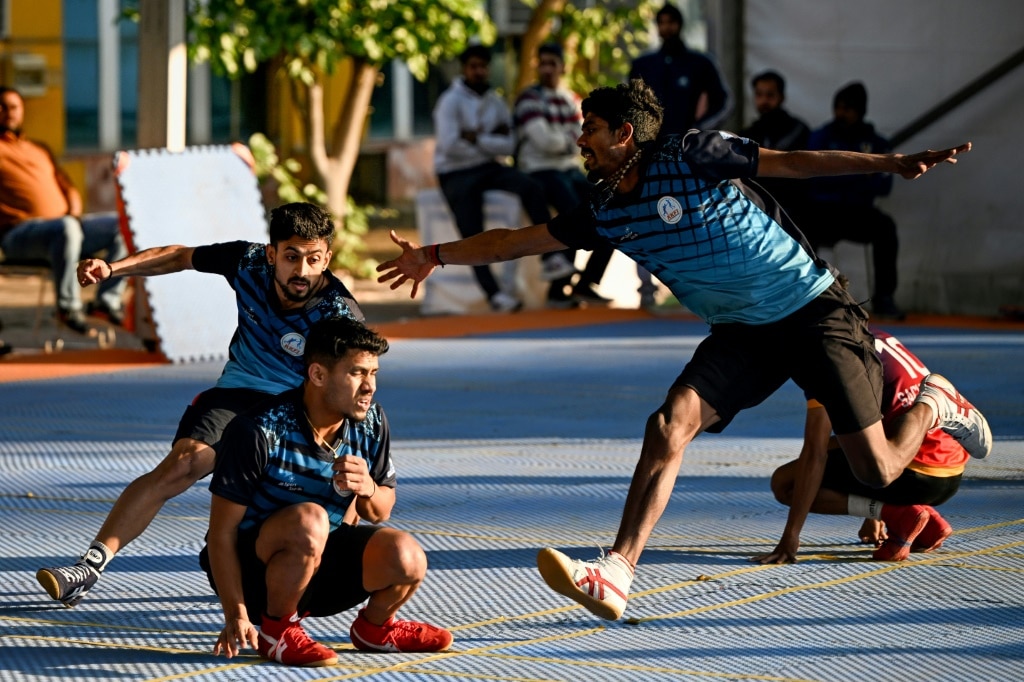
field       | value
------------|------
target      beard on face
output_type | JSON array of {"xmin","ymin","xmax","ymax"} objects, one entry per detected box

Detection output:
[{"xmin": 275, "ymin": 273, "xmax": 314, "ymax": 303}]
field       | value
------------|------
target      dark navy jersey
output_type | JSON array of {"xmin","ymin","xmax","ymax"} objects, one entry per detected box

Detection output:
[
  {"xmin": 209, "ymin": 388, "xmax": 396, "ymax": 532},
  {"xmin": 191, "ymin": 241, "xmax": 364, "ymax": 393},
  {"xmin": 548, "ymin": 131, "xmax": 833, "ymax": 325}
]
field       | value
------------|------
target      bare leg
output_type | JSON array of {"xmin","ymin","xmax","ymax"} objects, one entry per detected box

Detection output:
[
  {"xmin": 612, "ymin": 387, "xmax": 718, "ymax": 565},
  {"xmin": 257, "ymin": 503, "xmax": 330, "ymax": 617},
  {"xmin": 360, "ymin": 528, "xmax": 427, "ymax": 624},
  {"xmin": 770, "ymin": 461, "xmax": 850, "ymax": 515},
  {"xmin": 835, "ymin": 403, "xmax": 933, "ymax": 488},
  {"xmin": 94, "ymin": 437, "xmax": 216, "ymax": 554}
]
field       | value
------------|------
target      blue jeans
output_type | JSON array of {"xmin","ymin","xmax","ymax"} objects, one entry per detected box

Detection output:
[{"xmin": 1, "ymin": 212, "xmax": 128, "ymax": 313}]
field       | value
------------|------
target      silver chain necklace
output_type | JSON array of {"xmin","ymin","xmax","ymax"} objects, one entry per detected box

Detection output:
[{"xmin": 597, "ymin": 148, "xmax": 643, "ymax": 205}]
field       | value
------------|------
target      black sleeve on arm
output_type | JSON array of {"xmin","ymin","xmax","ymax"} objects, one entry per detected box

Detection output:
[
  {"xmin": 546, "ymin": 201, "xmax": 602, "ymax": 251},
  {"xmin": 190, "ymin": 241, "xmax": 252, "ymax": 279},
  {"xmin": 682, "ymin": 130, "xmax": 760, "ymax": 182},
  {"xmin": 208, "ymin": 416, "xmax": 269, "ymax": 507}
]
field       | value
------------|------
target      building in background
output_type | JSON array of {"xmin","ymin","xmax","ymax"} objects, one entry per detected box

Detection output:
[{"xmin": 3, "ymin": 0, "xmax": 1021, "ymax": 315}]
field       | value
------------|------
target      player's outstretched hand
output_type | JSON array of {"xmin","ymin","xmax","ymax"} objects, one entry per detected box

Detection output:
[
  {"xmin": 213, "ymin": 617, "xmax": 259, "ymax": 659},
  {"xmin": 896, "ymin": 142, "xmax": 971, "ymax": 179},
  {"xmin": 376, "ymin": 229, "xmax": 436, "ymax": 299}
]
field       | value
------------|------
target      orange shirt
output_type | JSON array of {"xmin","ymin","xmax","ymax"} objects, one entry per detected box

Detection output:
[{"xmin": 0, "ymin": 131, "xmax": 71, "ymax": 228}]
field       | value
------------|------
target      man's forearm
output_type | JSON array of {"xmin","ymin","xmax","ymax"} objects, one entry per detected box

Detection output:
[
  {"xmin": 435, "ymin": 224, "xmax": 562, "ymax": 265},
  {"xmin": 109, "ymin": 244, "xmax": 194, "ymax": 278},
  {"xmin": 208, "ymin": 535, "xmax": 249, "ymax": 622},
  {"xmin": 759, "ymin": 148, "xmax": 897, "ymax": 179}
]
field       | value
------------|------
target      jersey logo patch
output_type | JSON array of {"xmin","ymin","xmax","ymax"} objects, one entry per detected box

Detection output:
[
  {"xmin": 657, "ymin": 196, "xmax": 683, "ymax": 224},
  {"xmin": 281, "ymin": 332, "xmax": 305, "ymax": 357}
]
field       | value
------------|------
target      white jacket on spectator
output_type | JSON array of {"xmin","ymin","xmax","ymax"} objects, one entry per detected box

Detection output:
[{"xmin": 433, "ymin": 78, "xmax": 515, "ymax": 175}]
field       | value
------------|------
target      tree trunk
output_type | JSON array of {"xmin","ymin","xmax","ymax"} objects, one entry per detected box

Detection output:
[
  {"xmin": 515, "ymin": 0, "xmax": 566, "ymax": 94},
  {"xmin": 303, "ymin": 61, "xmax": 380, "ymax": 224}
]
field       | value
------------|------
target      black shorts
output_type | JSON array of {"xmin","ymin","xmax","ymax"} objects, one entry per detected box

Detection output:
[
  {"xmin": 676, "ymin": 279, "xmax": 883, "ymax": 435},
  {"xmin": 199, "ymin": 522, "xmax": 380, "ymax": 624},
  {"xmin": 173, "ymin": 387, "xmax": 275, "ymax": 450},
  {"xmin": 821, "ymin": 448, "xmax": 961, "ymax": 505}
]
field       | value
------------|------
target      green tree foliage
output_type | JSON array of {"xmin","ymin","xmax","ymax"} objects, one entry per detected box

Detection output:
[
  {"xmin": 515, "ymin": 0, "xmax": 659, "ymax": 96},
  {"xmin": 189, "ymin": 0, "xmax": 494, "ymax": 83},
  {"xmin": 185, "ymin": 0, "xmax": 494, "ymax": 276}
]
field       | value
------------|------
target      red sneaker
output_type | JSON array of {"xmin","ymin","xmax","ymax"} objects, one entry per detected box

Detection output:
[
  {"xmin": 258, "ymin": 612, "xmax": 338, "ymax": 667},
  {"xmin": 349, "ymin": 608, "xmax": 453, "ymax": 653},
  {"xmin": 911, "ymin": 506, "xmax": 953, "ymax": 553},
  {"xmin": 874, "ymin": 505, "xmax": 930, "ymax": 561}
]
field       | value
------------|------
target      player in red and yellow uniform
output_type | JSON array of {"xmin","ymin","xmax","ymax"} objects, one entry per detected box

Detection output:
[{"xmin": 753, "ymin": 329, "xmax": 970, "ymax": 563}]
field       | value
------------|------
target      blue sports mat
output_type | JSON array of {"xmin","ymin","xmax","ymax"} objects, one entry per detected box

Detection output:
[{"xmin": 1, "ymin": 318, "xmax": 1022, "ymax": 681}]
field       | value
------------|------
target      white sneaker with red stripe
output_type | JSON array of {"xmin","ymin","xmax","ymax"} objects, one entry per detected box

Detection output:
[
  {"xmin": 915, "ymin": 373, "xmax": 993, "ymax": 459},
  {"xmin": 536, "ymin": 548, "xmax": 634, "ymax": 620}
]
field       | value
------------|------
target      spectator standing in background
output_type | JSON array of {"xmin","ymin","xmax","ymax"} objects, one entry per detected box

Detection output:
[{"xmin": 629, "ymin": 3, "xmax": 731, "ymax": 307}]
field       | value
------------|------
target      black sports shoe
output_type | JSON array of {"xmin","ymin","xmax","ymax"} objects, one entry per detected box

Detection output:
[
  {"xmin": 86, "ymin": 301, "xmax": 125, "ymax": 326},
  {"xmin": 572, "ymin": 283, "xmax": 612, "ymax": 306},
  {"xmin": 36, "ymin": 563, "xmax": 99, "ymax": 608},
  {"xmin": 56, "ymin": 309, "xmax": 90, "ymax": 334}
]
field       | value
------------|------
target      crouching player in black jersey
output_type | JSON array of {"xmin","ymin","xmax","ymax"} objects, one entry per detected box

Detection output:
[
  {"xmin": 203, "ymin": 317, "xmax": 452, "ymax": 667},
  {"xmin": 38, "ymin": 203, "xmax": 364, "ymax": 608}
]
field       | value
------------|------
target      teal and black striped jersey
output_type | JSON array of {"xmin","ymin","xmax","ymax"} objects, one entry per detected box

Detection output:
[
  {"xmin": 209, "ymin": 388, "xmax": 396, "ymax": 532},
  {"xmin": 548, "ymin": 131, "xmax": 834, "ymax": 325},
  {"xmin": 191, "ymin": 241, "xmax": 364, "ymax": 394}
]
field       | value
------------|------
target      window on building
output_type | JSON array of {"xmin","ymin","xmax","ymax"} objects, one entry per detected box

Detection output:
[{"xmin": 64, "ymin": 0, "xmax": 100, "ymax": 148}]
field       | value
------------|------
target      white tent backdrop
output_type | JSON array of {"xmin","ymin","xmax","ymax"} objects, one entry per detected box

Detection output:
[{"xmin": 742, "ymin": 0, "xmax": 1024, "ymax": 314}]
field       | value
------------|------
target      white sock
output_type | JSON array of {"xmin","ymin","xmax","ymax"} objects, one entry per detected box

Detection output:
[
  {"xmin": 848, "ymin": 495, "xmax": 883, "ymax": 520},
  {"xmin": 81, "ymin": 541, "xmax": 114, "ymax": 573}
]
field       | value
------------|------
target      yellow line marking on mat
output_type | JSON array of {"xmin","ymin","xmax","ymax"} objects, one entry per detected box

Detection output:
[
  {"xmin": 626, "ymin": 539, "xmax": 1024, "ymax": 624},
  {"xmin": 0, "ymin": 613, "xmax": 213, "ymax": 637},
  {"xmin": 309, "ymin": 629, "xmax": 604, "ymax": 681},
  {"xmin": 2, "ymin": 633, "xmax": 257, "ymax": 669}
]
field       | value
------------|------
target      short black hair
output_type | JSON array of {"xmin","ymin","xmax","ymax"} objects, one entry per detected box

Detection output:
[
  {"xmin": 834, "ymin": 81, "xmax": 868, "ymax": 117},
  {"xmin": 751, "ymin": 70, "xmax": 786, "ymax": 97},
  {"xmin": 304, "ymin": 317, "xmax": 389, "ymax": 372},
  {"xmin": 657, "ymin": 3, "xmax": 684, "ymax": 26},
  {"xmin": 0, "ymin": 86, "xmax": 22, "ymax": 99},
  {"xmin": 459, "ymin": 44, "xmax": 491, "ymax": 65},
  {"xmin": 581, "ymin": 79, "xmax": 664, "ymax": 145},
  {"xmin": 268, "ymin": 202, "xmax": 335, "ymax": 246},
  {"xmin": 537, "ymin": 43, "xmax": 564, "ymax": 62}
]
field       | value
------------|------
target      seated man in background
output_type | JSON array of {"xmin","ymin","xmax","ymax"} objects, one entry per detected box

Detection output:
[
  {"xmin": 803, "ymin": 82, "xmax": 904, "ymax": 319},
  {"xmin": 0, "ymin": 86, "xmax": 126, "ymax": 333},
  {"xmin": 433, "ymin": 44, "xmax": 559, "ymax": 312},
  {"xmin": 514, "ymin": 43, "xmax": 614, "ymax": 308},
  {"xmin": 741, "ymin": 70, "xmax": 811, "ymax": 222}
]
